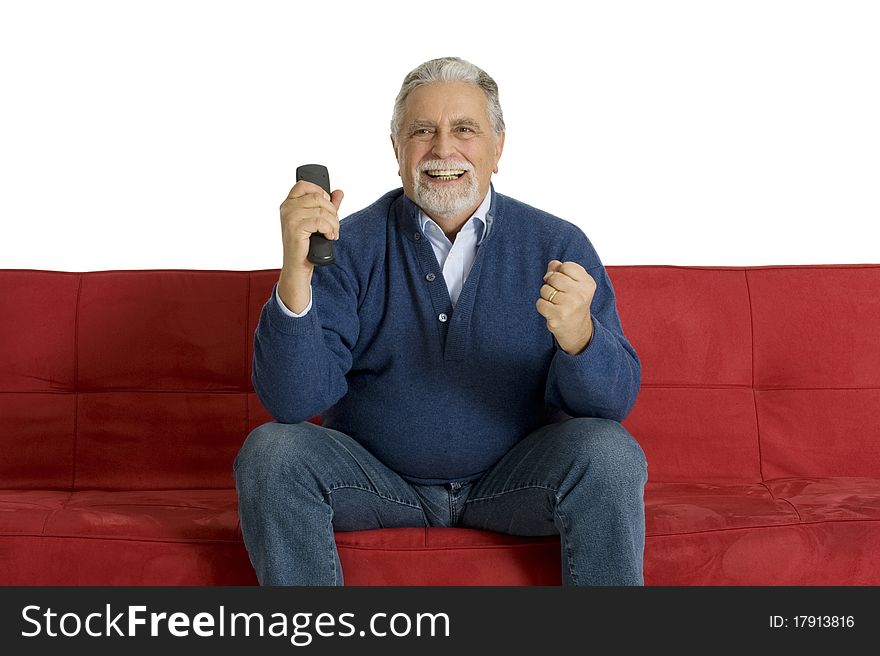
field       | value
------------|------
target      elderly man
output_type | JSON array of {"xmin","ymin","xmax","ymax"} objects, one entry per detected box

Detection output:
[{"xmin": 234, "ymin": 57, "xmax": 647, "ymax": 586}]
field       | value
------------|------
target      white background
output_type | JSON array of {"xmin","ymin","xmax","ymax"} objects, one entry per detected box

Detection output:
[{"xmin": 1, "ymin": 0, "xmax": 877, "ymax": 270}]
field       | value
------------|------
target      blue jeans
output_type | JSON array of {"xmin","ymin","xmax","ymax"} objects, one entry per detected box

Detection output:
[{"xmin": 233, "ymin": 417, "xmax": 648, "ymax": 586}]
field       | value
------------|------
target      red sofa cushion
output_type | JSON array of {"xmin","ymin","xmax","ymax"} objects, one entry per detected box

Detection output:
[
  {"xmin": 612, "ymin": 265, "xmax": 880, "ymax": 482},
  {"xmin": 749, "ymin": 267, "xmax": 880, "ymax": 478},
  {"xmin": 0, "ymin": 272, "xmax": 79, "ymax": 489},
  {"xmin": 4, "ymin": 478, "xmax": 880, "ymax": 585}
]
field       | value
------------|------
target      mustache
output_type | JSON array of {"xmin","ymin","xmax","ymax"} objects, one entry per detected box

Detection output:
[{"xmin": 417, "ymin": 160, "xmax": 474, "ymax": 172}]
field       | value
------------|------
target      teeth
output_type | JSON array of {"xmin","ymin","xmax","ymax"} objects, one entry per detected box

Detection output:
[{"xmin": 426, "ymin": 169, "xmax": 466, "ymax": 177}]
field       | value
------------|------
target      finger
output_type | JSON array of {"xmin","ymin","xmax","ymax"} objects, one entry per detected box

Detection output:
[
  {"xmin": 330, "ymin": 189, "xmax": 344, "ymax": 211},
  {"xmin": 282, "ymin": 192, "xmax": 334, "ymax": 210},
  {"xmin": 287, "ymin": 206, "xmax": 340, "ymax": 240},
  {"xmin": 554, "ymin": 261, "xmax": 590, "ymax": 283},
  {"xmin": 541, "ymin": 273, "xmax": 579, "ymax": 294},
  {"xmin": 540, "ymin": 283, "xmax": 566, "ymax": 303},
  {"xmin": 281, "ymin": 191, "xmax": 338, "ymax": 219},
  {"xmin": 543, "ymin": 268, "xmax": 590, "ymax": 291},
  {"xmin": 287, "ymin": 179, "xmax": 330, "ymax": 201},
  {"xmin": 535, "ymin": 298, "xmax": 563, "ymax": 331},
  {"xmin": 535, "ymin": 297, "xmax": 556, "ymax": 318},
  {"xmin": 308, "ymin": 212, "xmax": 341, "ymax": 241}
]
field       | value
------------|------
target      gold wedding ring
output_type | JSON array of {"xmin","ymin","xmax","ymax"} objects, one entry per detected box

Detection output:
[{"xmin": 547, "ymin": 288, "xmax": 559, "ymax": 303}]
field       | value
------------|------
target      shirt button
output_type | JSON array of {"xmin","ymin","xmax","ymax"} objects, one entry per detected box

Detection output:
[
  {"xmin": 438, "ymin": 313, "xmax": 448, "ymax": 322},
  {"xmin": 414, "ymin": 232, "xmax": 421, "ymax": 241},
  {"xmin": 426, "ymin": 273, "xmax": 436, "ymax": 281}
]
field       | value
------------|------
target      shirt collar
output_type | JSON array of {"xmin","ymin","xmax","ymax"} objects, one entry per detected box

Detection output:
[{"xmin": 417, "ymin": 187, "xmax": 493, "ymax": 245}]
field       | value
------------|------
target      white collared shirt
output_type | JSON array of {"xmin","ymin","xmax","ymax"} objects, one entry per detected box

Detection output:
[{"xmin": 416, "ymin": 189, "xmax": 491, "ymax": 307}]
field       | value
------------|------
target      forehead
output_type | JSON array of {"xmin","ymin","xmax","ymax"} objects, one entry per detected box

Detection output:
[{"xmin": 403, "ymin": 81, "xmax": 490, "ymax": 124}]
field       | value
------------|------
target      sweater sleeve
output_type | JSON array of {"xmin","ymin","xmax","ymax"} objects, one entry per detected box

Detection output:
[
  {"xmin": 544, "ymin": 234, "xmax": 641, "ymax": 422},
  {"xmin": 252, "ymin": 264, "xmax": 360, "ymax": 424}
]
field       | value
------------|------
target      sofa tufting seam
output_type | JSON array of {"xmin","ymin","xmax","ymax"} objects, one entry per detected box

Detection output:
[
  {"xmin": 644, "ymin": 516, "xmax": 880, "ymax": 539},
  {"xmin": 341, "ymin": 516, "xmax": 880, "ymax": 544},
  {"xmin": 638, "ymin": 384, "xmax": 880, "ymax": 391},
  {"xmin": 758, "ymin": 481, "xmax": 802, "ymax": 521},
  {"xmin": 6, "ymin": 521, "xmax": 879, "ymax": 545},
  {"xmin": 608, "ymin": 264, "xmax": 880, "ymax": 273},
  {"xmin": 40, "ymin": 491, "xmax": 74, "ymax": 536},
  {"xmin": 244, "ymin": 272, "xmax": 251, "ymax": 435},
  {"xmin": 60, "ymin": 501, "xmax": 225, "ymax": 511},
  {"xmin": 6, "ymin": 385, "xmax": 880, "ymax": 394},
  {"xmin": 40, "ymin": 389, "xmax": 251, "ymax": 394},
  {"xmin": 71, "ymin": 273, "xmax": 83, "ymax": 491},
  {"xmin": 744, "ymin": 269, "xmax": 766, "ymax": 483},
  {"xmin": 2, "ymin": 533, "xmax": 559, "ymax": 549},
  {"xmin": 6, "ymin": 532, "xmax": 245, "ymax": 545}
]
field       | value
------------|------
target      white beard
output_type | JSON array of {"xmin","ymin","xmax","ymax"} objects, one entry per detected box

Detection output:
[{"xmin": 412, "ymin": 169, "xmax": 481, "ymax": 221}]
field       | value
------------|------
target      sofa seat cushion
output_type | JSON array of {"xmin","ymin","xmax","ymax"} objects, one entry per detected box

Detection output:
[
  {"xmin": 764, "ymin": 477, "xmax": 880, "ymax": 522},
  {"xmin": 644, "ymin": 477, "xmax": 880, "ymax": 585},
  {"xmin": 0, "ymin": 489, "xmax": 240, "ymax": 542},
  {"xmin": 646, "ymin": 481, "xmax": 801, "ymax": 535},
  {"xmin": 0, "ymin": 489, "xmax": 253, "ymax": 585},
  {"xmin": 0, "ymin": 490, "xmax": 70, "ymax": 534},
  {"xmin": 4, "ymin": 477, "xmax": 880, "ymax": 585},
  {"xmin": 646, "ymin": 477, "xmax": 880, "ymax": 536},
  {"xmin": 0, "ymin": 490, "xmax": 563, "ymax": 585}
]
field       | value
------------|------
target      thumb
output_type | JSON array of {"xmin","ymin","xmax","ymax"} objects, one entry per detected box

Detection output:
[{"xmin": 330, "ymin": 189, "xmax": 344, "ymax": 211}]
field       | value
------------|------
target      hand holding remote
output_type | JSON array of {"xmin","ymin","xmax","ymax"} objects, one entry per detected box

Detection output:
[
  {"xmin": 296, "ymin": 164, "xmax": 336, "ymax": 266},
  {"xmin": 277, "ymin": 165, "xmax": 343, "ymax": 313}
]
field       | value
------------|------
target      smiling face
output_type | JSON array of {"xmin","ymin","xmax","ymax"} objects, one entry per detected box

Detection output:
[{"xmin": 392, "ymin": 81, "xmax": 505, "ymax": 226}]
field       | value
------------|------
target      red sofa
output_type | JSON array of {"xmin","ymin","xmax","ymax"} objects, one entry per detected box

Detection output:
[{"xmin": 2, "ymin": 265, "xmax": 879, "ymax": 585}]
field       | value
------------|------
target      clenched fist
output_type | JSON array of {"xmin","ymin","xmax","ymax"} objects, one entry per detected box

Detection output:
[{"xmin": 535, "ymin": 260, "xmax": 596, "ymax": 355}]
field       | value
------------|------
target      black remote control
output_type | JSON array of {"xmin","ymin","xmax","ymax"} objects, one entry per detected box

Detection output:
[{"xmin": 295, "ymin": 164, "xmax": 335, "ymax": 266}]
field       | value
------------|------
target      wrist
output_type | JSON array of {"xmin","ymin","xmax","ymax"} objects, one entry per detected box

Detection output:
[
  {"xmin": 277, "ymin": 267, "xmax": 312, "ymax": 314},
  {"xmin": 561, "ymin": 317, "xmax": 594, "ymax": 356}
]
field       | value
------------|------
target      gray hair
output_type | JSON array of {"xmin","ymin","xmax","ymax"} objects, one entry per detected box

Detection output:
[{"xmin": 390, "ymin": 57, "xmax": 506, "ymax": 140}]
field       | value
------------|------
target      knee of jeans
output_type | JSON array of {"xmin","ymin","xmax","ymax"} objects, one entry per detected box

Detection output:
[
  {"xmin": 233, "ymin": 421, "xmax": 315, "ymax": 483},
  {"xmin": 557, "ymin": 418, "xmax": 648, "ymax": 483}
]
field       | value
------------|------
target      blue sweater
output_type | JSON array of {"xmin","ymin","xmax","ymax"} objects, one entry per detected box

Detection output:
[{"xmin": 253, "ymin": 186, "xmax": 641, "ymax": 484}]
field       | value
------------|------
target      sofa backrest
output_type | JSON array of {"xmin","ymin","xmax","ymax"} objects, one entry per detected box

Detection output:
[
  {"xmin": 1, "ymin": 265, "xmax": 878, "ymax": 489},
  {"xmin": 0, "ymin": 270, "xmax": 276, "ymax": 490},
  {"xmin": 612, "ymin": 265, "xmax": 880, "ymax": 482}
]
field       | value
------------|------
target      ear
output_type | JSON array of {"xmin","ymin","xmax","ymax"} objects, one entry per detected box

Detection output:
[
  {"xmin": 390, "ymin": 134, "xmax": 402, "ymax": 176},
  {"xmin": 493, "ymin": 131, "xmax": 505, "ymax": 173}
]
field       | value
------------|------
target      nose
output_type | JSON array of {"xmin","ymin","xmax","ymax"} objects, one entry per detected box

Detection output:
[{"xmin": 431, "ymin": 130, "xmax": 456, "ymax": 160}]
